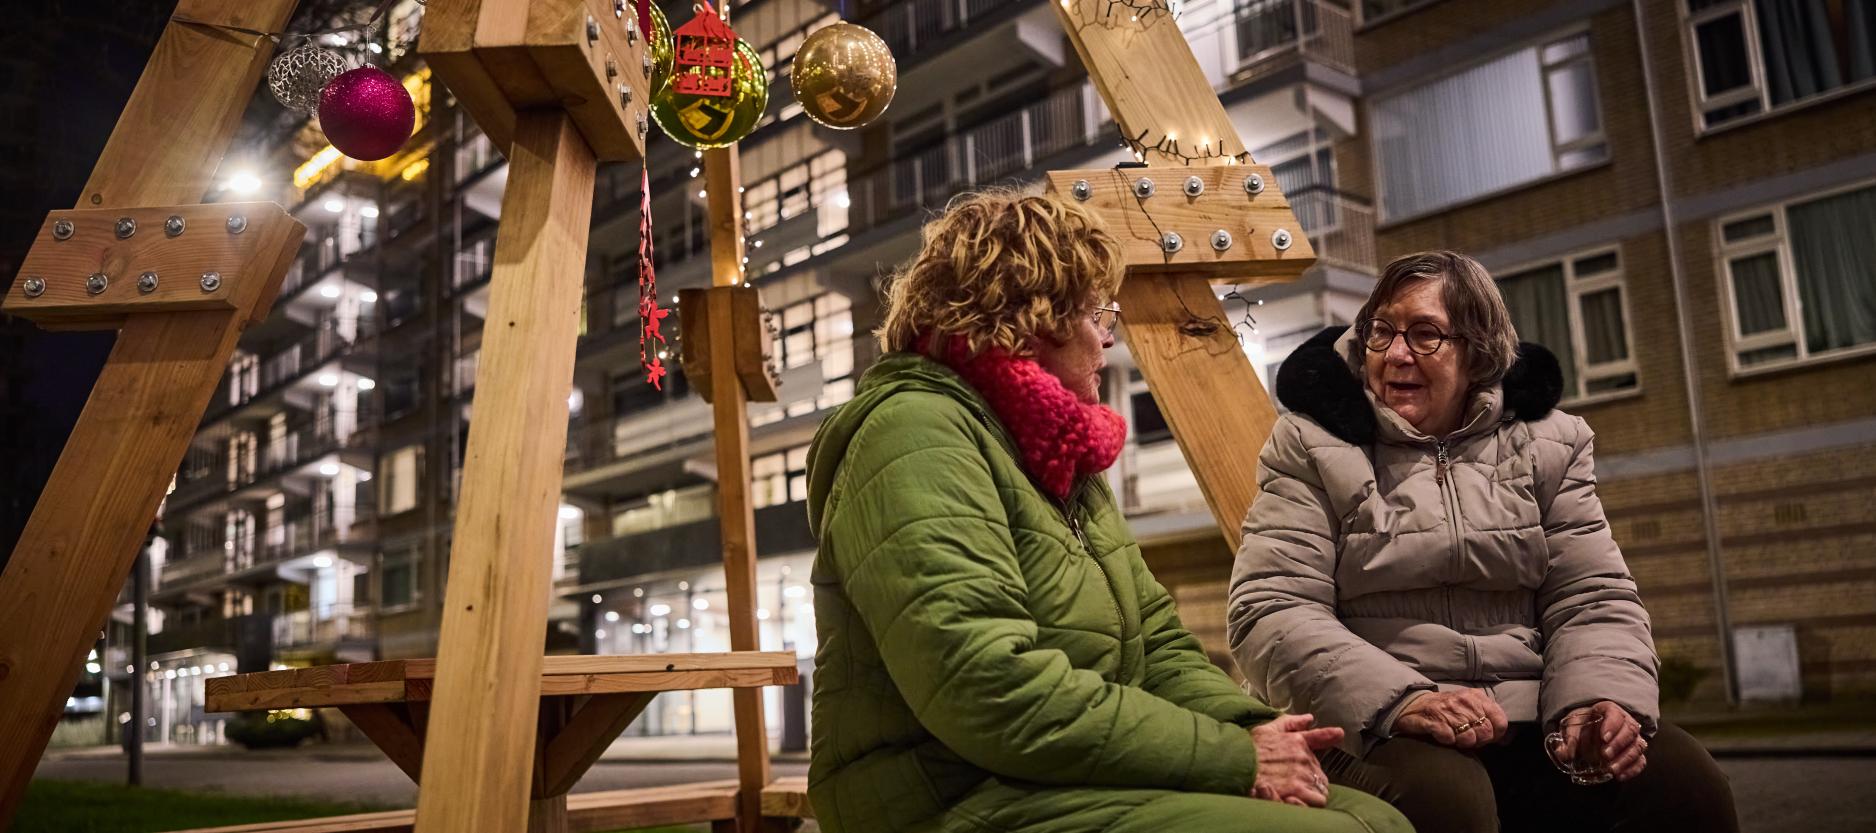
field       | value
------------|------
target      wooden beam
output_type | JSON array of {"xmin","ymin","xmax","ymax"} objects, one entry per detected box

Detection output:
[
  {"xmin": 411, "ymin": 110, "xmax": 597, "ymax": 833},
  {"xmin": 0, "ymin": 1, "xmax": 298, "ymax": 824},
  {"xmin": 1050, "ymin": 1, "xmax": 1297, "ymax": 547},
  {"xmin": 702, "ymin": 142, "xmax": 769, "ymax": 833},
  {"xmin": 338, "ymin": 704, "xmax": 427, "ymax": 784},
  {"xmin": 535, "ymin": 692, "xmax": 654, "ymax": 797}
]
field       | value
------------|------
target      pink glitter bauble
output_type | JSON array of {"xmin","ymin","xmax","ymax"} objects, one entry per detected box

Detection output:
[{"xmin": 318, "ymin": 67, "xmax": 415, "ymax": 161}]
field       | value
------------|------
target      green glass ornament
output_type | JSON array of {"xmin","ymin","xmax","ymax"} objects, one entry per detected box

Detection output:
[
  {"xmin": 648, "ymin": 3, "xmax": 674, "ymax": 97},
  {"xmin": 650, "ymin": 39, "xmax": 769, "ymax": 150}
]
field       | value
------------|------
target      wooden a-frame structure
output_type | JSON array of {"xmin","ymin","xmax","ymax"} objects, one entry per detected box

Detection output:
[{"xmin": 0, "ymin": 1, "xmax": 1311, "ymax": 831}]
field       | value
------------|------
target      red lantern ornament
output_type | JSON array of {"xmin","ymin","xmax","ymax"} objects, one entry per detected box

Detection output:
[
  {"xmin": 671, "ymin": 1, "xmax": 738, "ymax": 98},
  {"xmin": 637, "ymin": 164, "xmax": 669, "ymax": 389},
  {"xmin": 318, "ymin": 66, "xmax": 416, "ymax": 161}
]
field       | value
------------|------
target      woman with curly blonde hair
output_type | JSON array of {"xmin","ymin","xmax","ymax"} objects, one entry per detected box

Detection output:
[{"xmin": 803, "ymin": 189, "xmax": 1409, "ymax": 833}]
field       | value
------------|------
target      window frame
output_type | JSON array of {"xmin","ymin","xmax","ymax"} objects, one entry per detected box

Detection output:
[
  {"xmin": 1369, "ymin": 26, "xmax": 1607, "ymax": 224},
  {"xmin": 377, "ymin": 544, "xmax": 420, "ymax": 614},
  {"xmin": 1496, "ymin": 245, "xmax": 1641, "ymax": 405},
  {"xmin": 1678, "ymin": 0, "xmax": 1876, "ymax": 135},
  {"xmin": 1715, "ymin": 178, "xmax": 1876, "ymax": 376}
]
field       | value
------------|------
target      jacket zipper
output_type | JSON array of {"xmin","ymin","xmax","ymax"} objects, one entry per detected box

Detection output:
[{"xmin": 1436, "ymin": 438, "xmax": 1462, "ymax": 629}]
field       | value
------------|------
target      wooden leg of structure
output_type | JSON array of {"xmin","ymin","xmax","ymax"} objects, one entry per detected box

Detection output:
[
  {"xmin": 0, "ymin": 2, "xmax": 299, "ymax": 824},
  {"xmin": 527, "ymin": 795, "xmax": 570, "ymax": 833},
  {"xmin": 703, "ymin": 146, "xmax": 771, "ymax": 833},
  {"xmin": 339, "ymin": 704, "xmax": 426, "ymax": 783},
  {"xmin": 1116, "ymin": 274, "xmax": 1279, "ymax": 546},
  {"xmin": 412, "ymin": 111, "xmax": 598, "ymax": 833}
]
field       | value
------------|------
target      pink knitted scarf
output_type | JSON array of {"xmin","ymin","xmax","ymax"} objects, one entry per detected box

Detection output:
[{"xmin": 932, "ymin": 337, "xmax": 1127, "ymax": 502}]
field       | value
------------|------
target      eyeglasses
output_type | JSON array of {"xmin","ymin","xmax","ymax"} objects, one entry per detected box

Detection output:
[
  {"xmin": 1359, "ymin": 318, "xmax": 1461, "ymax": 356},
  {"xmin": 1092, "ymin": 304, "xmax": 1122, "ymax": 336}
]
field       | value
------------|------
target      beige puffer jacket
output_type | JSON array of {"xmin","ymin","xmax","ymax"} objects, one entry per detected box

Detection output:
[{"xmin": 1227, "ymin": 326, "xmax": 1658, "ymax": 753}]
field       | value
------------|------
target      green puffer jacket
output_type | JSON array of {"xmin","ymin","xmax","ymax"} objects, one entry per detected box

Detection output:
[{"xmin": 805, "ymin": 354, "xmax": 1404, "ymax": 833}]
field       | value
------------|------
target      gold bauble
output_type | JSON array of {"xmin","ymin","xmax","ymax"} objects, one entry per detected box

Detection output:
[
  {"xmin": 647, "ymin": 3, "xmax": 674, "ymax": 96},
  {"xmin": 790, "ymin": 22, "xmax": 897, "ymax": 130},
  {"xmin": 650, "ymin": 39, "xmax": 770, "ymax": 150}
]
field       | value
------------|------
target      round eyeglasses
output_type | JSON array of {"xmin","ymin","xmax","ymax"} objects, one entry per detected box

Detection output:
[
  {"xmin": 1092, "ymin": 304, "xmax": 1122, "ymax": 336},
  {"xmin": 1359, "ymin": 318, "xmax": 1461, "ymax": 356}
]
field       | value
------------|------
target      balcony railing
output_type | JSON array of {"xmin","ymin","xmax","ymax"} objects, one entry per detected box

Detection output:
[
  {"xmin": 863, "ymin": 0, "xmax": 1011, "ymax": 64},
  {"xmin": 1288, "ymin": 186, "xmax": 1376, "ymax": 272},
  {"xmin": 273, "ymin": 604, "xmax": 373, "ymax": 649},
  {"xmin": 1234, "ymin": 0, "xmax": 1356, "ymax": 75},
  {"xmin": 851, "ymin": 83, "xmax": 1105, "ymax": 231},
  {"xmin": 216, "ymin": 318, "xmax": 374, "ymax": 414}
]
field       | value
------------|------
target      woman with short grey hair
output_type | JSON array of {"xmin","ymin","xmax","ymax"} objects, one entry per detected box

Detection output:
[{"xmin": 1227, "ymin": 251, "xmax": 1738, "ymax": 832}]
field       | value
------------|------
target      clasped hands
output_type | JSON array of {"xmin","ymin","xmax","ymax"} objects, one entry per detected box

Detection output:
[
  {"xmin": 1247, "ymin": 714, "xmax": 1343, "ymax": 808},
  {"xmin": 1394, "ymin": 690, "xmax": 1648, "ymax": 781}
]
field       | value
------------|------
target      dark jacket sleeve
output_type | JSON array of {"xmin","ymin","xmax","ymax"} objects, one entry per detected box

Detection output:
[{"xmin": 823, "ymin": 394, "xmax": 1262, "ymax": 794}]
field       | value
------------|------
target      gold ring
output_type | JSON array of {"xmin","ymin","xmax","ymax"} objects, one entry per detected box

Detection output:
[{"xmin": 1453, "ymin": 716, "xmax": 1488, "ymax": 733}]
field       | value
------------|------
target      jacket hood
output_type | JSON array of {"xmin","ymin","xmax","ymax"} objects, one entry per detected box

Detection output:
[
  {"xmin": 805, "ymin": 352, "xmax": 1001, "ymax": 539},
  {"xmin": 1273, "ymin": 325, "xmax": 1564, "ymax": 445}
]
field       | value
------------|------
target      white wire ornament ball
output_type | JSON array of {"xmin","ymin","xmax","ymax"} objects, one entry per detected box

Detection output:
[{"xmin": 268, "ymin": 43, "xmax": 347, "ymax": 114}]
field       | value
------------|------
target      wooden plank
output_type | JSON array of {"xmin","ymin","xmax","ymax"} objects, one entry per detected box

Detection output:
[
  {"xmin": 168, "ymin": 782, "xmax": 744, "ymax": 833},
  {"xmin": 536, "ymin": 692, "xmax": 654, "ymax": 797},
  {"xmin": 207, "ymin": 679, "xmax": 408, "ymax": 712},
  {"xmin": 704, "ymin": 148, "xmax": 746, "ymax": 288},
  {"xmin": 339, "ymin": 704, "xmax": 427, "ymax": 784},
  {"xmin": 535, "ymin": 667, "xmax": 796, "ymax": 696},
  {"xmin": 760, "ymin": 775, "xmax": 814, "ymax": 819},
  {"xmin": 1052, "ymin": 2, "xmax": 1245, "ymax": 167},
  {"xmin": 400, "ymin": 651, "xmax": 797, "ymax": 679},
  {"xmin": 1117, "ymin": 274, "xmax": 1279, "ymax": 543},
  {"xmin": 411, "ymin": 111, "xmax": 598, "ymax": 833},
  {"xmin": 527, "ymin": 795, "xmax": 570, "ymax": 833},
  {"xmin": 0, "ymin": 3, "xmax": 298, "ymax": 821},
  {"xmin": 1043, "ymin": 166, "xmax": 1315, "ymax": 281}
]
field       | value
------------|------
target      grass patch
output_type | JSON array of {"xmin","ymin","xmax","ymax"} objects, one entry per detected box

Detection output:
[
  {"xmin": 18, "ymin": 778, "xmax": 711, "ymax": 833},
  {"xmin": 16, "ymin": 779, "xmax": 388, "ymax": 832}
]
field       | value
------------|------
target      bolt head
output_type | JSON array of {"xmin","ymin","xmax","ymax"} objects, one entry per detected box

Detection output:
[
  {"xmin": 22, "ymin": 277, "xmax": 44, "ymax": 297},
  {"xmin": 86, "ymin": 272, "xmax": 109, "ymax": 294},
  {"xmin": 1244, "ymin": 173, "xmax": 1265, "ymax": 195},
  {"xmin": 165, "ymin": 215, "xmax": 186, "ymax": 237},
  {"xmin": 619, "ymin": 84, "xmax": 634, "ymax": 108},
  {"xmin": 51, "ymin": 219, "xmax": 74, "ymax": 240},
  {"xmin": 1161, "ymin": 231, "xmax": 1183, "ymax": 253},
  {"xmin": 115, "ymin": 217, "xmax": 137, "ymax": 239},
  {"xmin": 200, "ymin": 272, "xmax": 222, "ymax": 292},
  {"xmin": 586, "ymin": 17, "xmax": 599, "ymax": 43},
  {"xmin": 614, "ymin": 0, "xmax": 626, "ymax": 17},
  {"xmin": 1184, "ymin": 176, "xmax": 1205, "ymax": 197},
  {"xmin": 138, "ymin": 272, "xmax": 159, "ymax": 293},
  {"xmin": 1272, "ymin": 228, "xmax": 1293, "ymax": 250},
  {"xmin": 606, "ymin": 56, "xmax": 619, "ymax": 78},
  {"xmin": 226, "ymin": 215, "xmax": 247, "ymax": 234},
  {"xmin": 1071, "ymin": 179, "xmax": 1091, "ymax": 201},
  {"xmin": 1134, "ymin": 177, "xmax": 1156, "ymax": 198},
  {"xmin": 1211, "ymin": 229, "xmax": 1233, "ymax": 251}
]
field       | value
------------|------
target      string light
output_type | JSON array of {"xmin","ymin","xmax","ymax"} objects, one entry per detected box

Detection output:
[{"xmin": 1122, "ymin": 125, "xmax": 1251, "ymax": 166}]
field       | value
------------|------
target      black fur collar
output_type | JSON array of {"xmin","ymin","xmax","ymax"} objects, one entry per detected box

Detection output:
[{"xmin": 1273, "ymin": 325, "xmax": 1564, "ymax": 445}]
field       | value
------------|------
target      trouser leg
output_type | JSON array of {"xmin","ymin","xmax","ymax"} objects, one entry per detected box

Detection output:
[
  {"xmin": 1483, "ymin": 720, "xmax": 1740, "ymax": 833},
  {"xmin": 1322, "ymin": 736, "xmax": 1499, "ymax": 833}
]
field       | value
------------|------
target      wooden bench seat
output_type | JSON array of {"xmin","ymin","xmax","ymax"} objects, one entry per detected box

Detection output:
[{"xmin": 169, "ymin": 780, "xmax": 744, "ymax": 833}]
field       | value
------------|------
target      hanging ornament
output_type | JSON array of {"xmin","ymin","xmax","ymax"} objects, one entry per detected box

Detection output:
[
  {"xmin": 670, "ymin": 1, "xmax": 737, "ymax": 97},
  {"xmin": 267, "ymin": 42, "xmax": 347, "ymax": 114},
  {"xmin": 646, "ymin": 3, "xmax": 676, "ymax": 97},
  {"xmin": 318, "ymin": 66, "xmax": 416, "ymax": 161},
  {"xmin": 651, "ymin": 39, "xmax": 769, "ymax": 150},
  {"xmin": 791, "ymin": 22, "xmax": 897, "ymax": 130},
  {"xmin": 637, "ymin": 164, "xmax": 669, "ymax": 389}
]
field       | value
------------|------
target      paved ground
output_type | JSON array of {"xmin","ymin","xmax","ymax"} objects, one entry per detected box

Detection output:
[{"xmin": 33, "ymin": 745, "xmax": 1876, "ymax": 832}]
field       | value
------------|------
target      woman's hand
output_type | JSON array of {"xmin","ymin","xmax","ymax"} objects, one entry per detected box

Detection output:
[
  {"xmin": 1393, "ymin": 689, "xmax": 1510, "ymax": 749},
  {"xmin": 1248, "ymin": 714, "xmax": 1344, "ymax": 807},
  {"xmin": 1559, "ymin": 700, "xmax": 1648, "ymax": 781}
]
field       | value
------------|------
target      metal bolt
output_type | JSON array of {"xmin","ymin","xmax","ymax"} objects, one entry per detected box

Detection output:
[
  {"xmin": 1161, "ymin": 231, "xmax": 1183, "ymax": 253},
  {"xmin": 619, "ymin": 84, "xmax": 634, "ymax": 108},
  {"xmin": 1134, "ymin": 177, "xmax": 1156, "ymax": 198},
  {"xmin": 1184, "ymin": 176, "xmax": 1205, "ymax": 197},
  {"xmin": 115, "ymin": 217, "xmax": 137, "ymax": 239},
  {"xmin": 21, "ymin": 277, "xmax": 44, "ymax": 297},
  {"xmin": 226, "ymin": 215, "xmax": 247, "ymax": 234},
  {"xmin": 1272, "ymin": 228, "xmax": 1293, "ymax": 251},
  {"xmin": 1244, "ymin": 173, "xmax": 1264, "ymax": 195},
  {"xmin": 586, "ymin": 16, "xmax": 599, "ymax": 44},
  {"xmin": 614, "ymin": 0, "xmax": 626, "ymax": 17},
  {"xmin": 637, "ymin": 113, "xmax": 648, "ymax": 137},
  {"xmin": 51, "ymin": 219, "xmax": 73, "ymax": 240},
  {"xmin": 1211, "ymin": 229, "xmax": 1233, "ymax": 251},
  {"xmin": 138, "ymin": 272, "xmax": 159, "ymax": 293},
  {"xmin": 165, "ymin": 215, "xmax": 186, "ymax": 237},
  {"xmin": 606, "ymin": 55, "xmax": 619, "ymax": 79},
  {"xmin": 86, "ymin": 272, "xmax": 109, "ymax": 295},
  {"xmin": 643, "ymin": 54, "xmax": 654, "ymax": 76},
  {"xmin": 200, "ymin": 272, "xmax": 222, "ymax": 292},
  {"xmin": 1071, "ymin": 179, "xmax": 1091, "ymax": 201},
  {"xmin": 626, "ymin": 15, "xmax": 638, "ymax": 43}
]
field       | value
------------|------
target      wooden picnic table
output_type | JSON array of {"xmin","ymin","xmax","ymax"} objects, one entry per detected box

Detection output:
[{"xmin": 204, "ymin": 652, "xmax": 800, "ymax": 833}]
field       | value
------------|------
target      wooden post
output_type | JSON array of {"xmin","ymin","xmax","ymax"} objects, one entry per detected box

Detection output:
[
  {"xmin": 1051, "ymin": 0, "xmax": 1302, "ymax": 545},
  {"xmin": 411, "ymin": 111, "xmax": 597, "ymax": 833},
  {"xmin": 702, "ymin": 143, "xmax": 772, "ymax": 833},
  {"xmin": 0, "ymin": 2, "xmax": 299, "ymax": 824}
]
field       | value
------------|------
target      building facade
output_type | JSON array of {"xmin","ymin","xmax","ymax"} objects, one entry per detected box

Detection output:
[{"xmin": 106, "ymin": 0, "xmax": 1874, "ymax": 747}]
